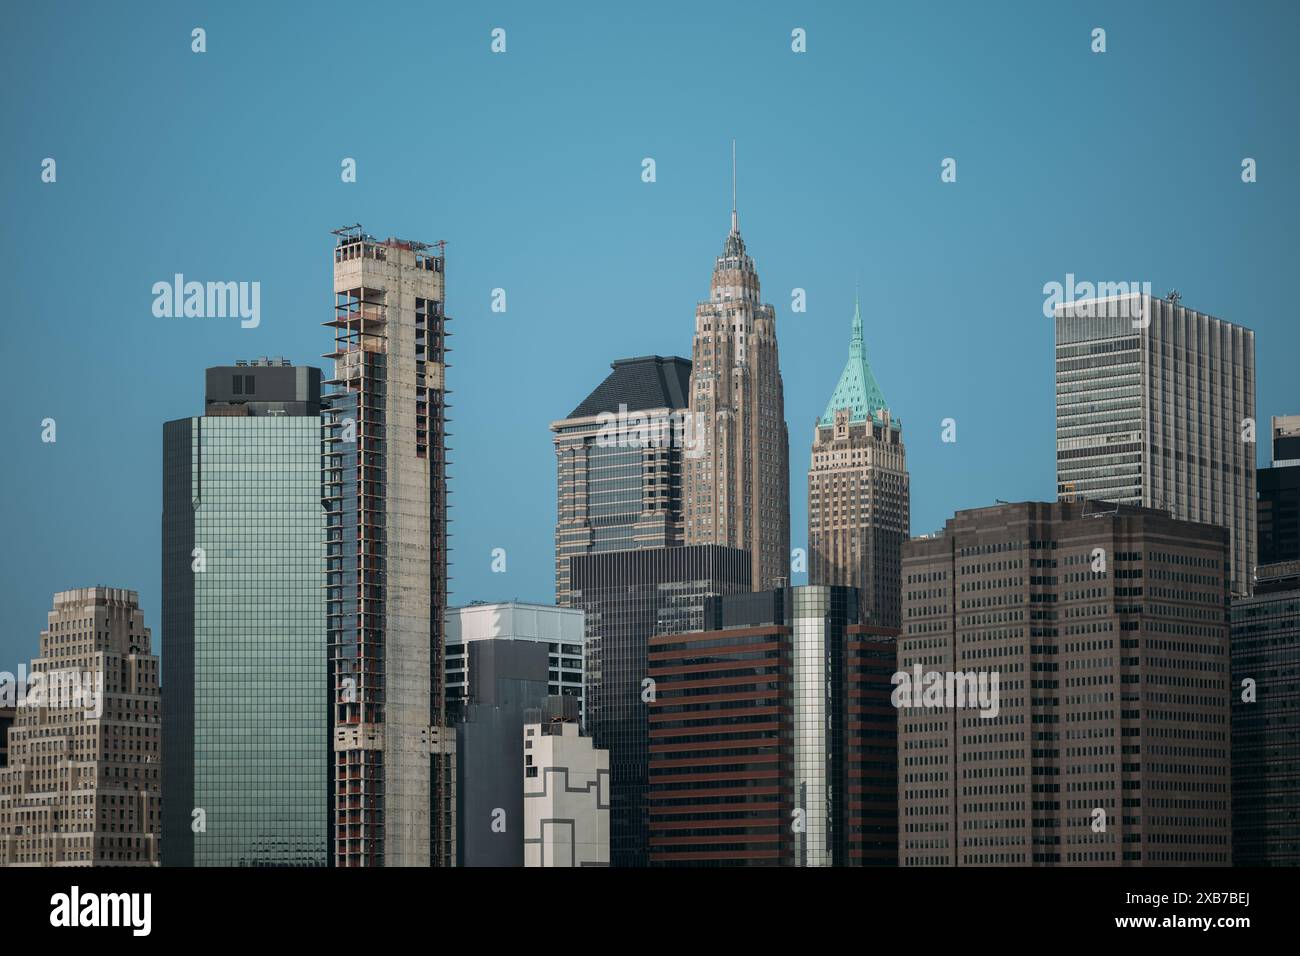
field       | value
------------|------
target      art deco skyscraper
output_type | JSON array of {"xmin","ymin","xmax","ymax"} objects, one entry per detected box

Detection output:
[
  {"xmin": 0, "ymin": 587, "xmax": 160, "ymax": 866},
  {"xmin": 323, "ymin": 226, "xmax": 452, "ymax": 867},
  {"xmin": 683, "ymin": 161, "xmax": 790, "ymax": 592},
  {"xmin": 1055, "ymin": 292, "xmax": 1256, "ymax": 595},
  {"xmin": 808, "ymin": 299, "xmax": 909, "ymax": 628}
]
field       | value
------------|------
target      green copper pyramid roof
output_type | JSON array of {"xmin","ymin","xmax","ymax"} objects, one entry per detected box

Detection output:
[{"xmin": 818, "ymin": 298, "xmax": 896, "ymax": 428}]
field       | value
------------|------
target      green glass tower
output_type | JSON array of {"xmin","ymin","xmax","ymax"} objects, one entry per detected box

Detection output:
[{"xmin": 162, "ymin": 359, "xmax": 328, "ymax": 866}]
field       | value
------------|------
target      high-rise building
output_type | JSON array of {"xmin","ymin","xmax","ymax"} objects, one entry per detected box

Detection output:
[
  {"xmin": 0, "ymin": 708, "xmax": 13, "ymax": 767},
  {"xmin": 1258, "ymin": 414, "xmax": 1300, "ymax": 567},
  {"xmin": 0, "ymin": 587, "xmax": 160, "ymax": 866},
  {"xmin": 569, "ymin": 544, "xmax": 751, "ymax": 867},
  {"xmin": 808, "ymin": 298, "xmax": 909, "ymax": 628},
  {"xmin": 647, "ymin": 586, "xmax": 898, "ymax": 866},
  {"xmin": 454, "ymin": 640, "xmax": 550, "ymax": 867},
  {"xmin": 323, "ymin": 226, "xmax": 453, "ymax": 867},
  {"xmin": 899, "ymin": 500, "xmax": 1232, "ymax": 866},
  {"xmin": 683, "ymin": 169, "xmax": 790, "ymax": 593},
  {"xmin": 1055, "ymin": 292, "xmax": 1256, "ymax": 595},
  {"xmin": 524, "ymin": 702, "xmax": 610, "ymax": 867},
  {"xmin": 162, "ymin": 359, "xmax": 328, "ymax": 867},
  {"xmin": 1230, "ymin": 560, "xmax": 1300, "ymax": 866},
  {"xmin": 550, "ymin": 355, "xmax": 692, "ymax": 605},
  {"xmin": 446, "ymin": 601, "xmax": 585, "ymax": 722}
]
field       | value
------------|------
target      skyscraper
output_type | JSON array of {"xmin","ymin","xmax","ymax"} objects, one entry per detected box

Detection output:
[
  {"xmin": 1230, "ymin": 560, "xmax": 1300, "ymax": 866},
  {"xmin": 899, "ymin": 500, "xmax": 1232, "ymax": 866},
  {"xmin": 0, "ymin": 587, "xmax": 160, "ymax": 866},
  {"xmin": 1258, "ymin": 414, "xmax": 1300, "ymax": 566},
  {"xmin": 1055, "ymin": 292, "xmax": 1256, "ymax": 595},
  {"xmin": 551, "ymin": 355, "xmax": 692, "ymax": 605},
  {"xmin": 569, "ymin": 544, "xmax": 751, "ymax": 866},
  {"xmin": 808, "ymin": 298, "xmax": 909, "ymax": 628},
  {"xmin": 323, "ymin": 226, "xmax": 453, "ymax": 867},
  {"xmin": 646, "ymin": 586, "xmax": 897, "ymax": 866},
  {"xmin": 162, "ymin": 359, "xmax": 328, "ymax": 867},
  {"xmin": 683, "ymin": 156, "xmax": 790, "ymax": 593},
  {"xmin": 446, "ymin": 601, "xmax": 585, "ymax": 723}
]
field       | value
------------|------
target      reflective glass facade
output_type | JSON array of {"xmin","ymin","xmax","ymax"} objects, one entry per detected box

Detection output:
[{"xmin": 162, "ymin": 412, "xmax": 328, "ymax": 866}]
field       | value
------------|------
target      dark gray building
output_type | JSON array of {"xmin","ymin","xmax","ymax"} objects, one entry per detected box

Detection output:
[
  {"xmin": 455, "ymin": 640, "xmax": 550, "ymax": 867},
  {"xmin": 569, "ymin": 544, "xmax": 751, "ymax": 867},
  {"xmin": 1258, "ymin": 415, "xmax": 1300, "ymax": 568},
  {"xmin": 163, "ymin": 359, "xmax": 328, "ymax": 867},
  {"xmin": 1231, "ymin": 560, "xmax": 1300, "ymax": 866},
  {"xmin": 550, "ymin": 355, "xmax": 692, "ymax": 605}
]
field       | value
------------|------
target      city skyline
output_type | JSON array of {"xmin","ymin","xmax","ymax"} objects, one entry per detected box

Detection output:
[{"xmin": 6, "ymin": 3, "xmax": 1299, "ymax": 662}]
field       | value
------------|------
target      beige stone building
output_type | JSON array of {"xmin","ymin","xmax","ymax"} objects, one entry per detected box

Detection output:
[
  {"xmin": 808, "ymin": 299, "xmax": 909, "ymax": 628},
  {"xmin": 684, "ymin": 195, "xmax": 790, "ymax": 592},
  {"xmin": 0, "ymin": 587, "xmax": 160, "ymax": 866}
]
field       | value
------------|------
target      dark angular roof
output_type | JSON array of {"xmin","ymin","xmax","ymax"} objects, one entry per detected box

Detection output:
[{"xmin": 567, "ymin": 355, "xmax": 692, "ymax": 419}]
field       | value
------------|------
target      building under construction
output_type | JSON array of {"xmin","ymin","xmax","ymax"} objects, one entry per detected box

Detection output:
[{"xmin": 323, "ymin": 226, "xmax": 454, "ymax": 866}]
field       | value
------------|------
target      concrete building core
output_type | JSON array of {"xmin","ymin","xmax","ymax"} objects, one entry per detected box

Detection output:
[{"xmin": 324, "ymin": 226, "xmax": 453, "ymax": 867}]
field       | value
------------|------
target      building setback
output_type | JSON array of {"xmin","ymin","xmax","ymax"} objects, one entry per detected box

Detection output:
[
  {"xmin": 808, "ymin": 297, "xmax": 909, "ymax": 629},
  {"xmin": 1258, "ymin": 414, "xmax": 1300, "ymax": 567},
  {"xmin": 1230, "ymin": 560, "xmax": 1300, "ymax": 866},
  {"xmin": 446, "ymin": 601, "xmax": 585, "ymax": 723},
  {"xmin": 524, "ymin": 702, "xmax": 610, "ymax": 867},
  {"xmin": 569, "ymin": 544, "xmax": 751, "ymax": 867},
  {"xmin": 162, "ymin": 359, "xmax": 328, "ymax": 867},
  {"xmin": 899, "ymin": 501, "xmax": 1232, "ymax": 866},
  {"xmin": 646, "ymin": 586, "xmax": 897, "ymax": 866},
  {"xmin": 1055, "ymin": 293, "xmax": 1256, "ymax": 596},
  {"xmin": 551, "ymin": 355, "xmax": 692, "ymax": 605},
  {"xmin": 323, "ymin": 226, "xmax": 453, "ymax": 867},
  {"xmin": 683, "ymin": 187, "xmax": 791, "ymax": 593},
  {"xmin": 0, "ymin": 588, "xmax": 160, "ymax": 866}
]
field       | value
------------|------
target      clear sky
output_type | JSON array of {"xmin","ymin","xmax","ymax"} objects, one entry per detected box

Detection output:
[{"xmin": 2, "ymin": 0, "xmax": 1297, "ymax": 665}]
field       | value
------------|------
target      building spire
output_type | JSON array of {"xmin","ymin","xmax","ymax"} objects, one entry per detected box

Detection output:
[
  {"xmin": 850, "ymin": 291, "xmax": 864, "ymax": 358},
  {"xmin": 730, "ymin": 139, "xmax": 738, "ymax": 235}
]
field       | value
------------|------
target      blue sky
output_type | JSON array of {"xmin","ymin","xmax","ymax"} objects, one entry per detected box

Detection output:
[{"xmin": 2, "ymin": 0, "xmax": 1297, "ymax": 664}]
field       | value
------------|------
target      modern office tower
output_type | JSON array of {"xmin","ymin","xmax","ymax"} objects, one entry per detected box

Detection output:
[
  {"xmin": 446, "ymin": 601, "xmax": 585, "ymax": 723},
  {"xmin": 1230, "ymin": 560, "xmax": 1300, "ymax": 866},
  {"xmin": 898, "ymin": 500, "xmax": 1232, "ymax": 867},
  {"xmin": 808, "ymin": 298, "xmax": 909, "ymax": 628},
  {"xmin": 454, "ymin": 640, "xmax": 550, "ymax": 867},
  {"xmin": 0, "ymin": 587, "xmax": 160, "ymax": 866},
  {"xmin": 551, "ymin": 355, "xmax": 692, "ymax": 605},
  {"xmin": 569, "ymin": 544, "xmax": 751, "ymax": 867},
  {"xmin": 323, "ymin": 226, "xmax": 453, "ymax": 867},
  {"xmin": 162, "ymin": 360, "xmax": 327, "ymax": 867},
  {"xmin": 1258, "ymin": 414, "xmax": 1300, "ymax": 566},
  {"xmin": 1055, "ymin": 292, "xmax": 1256, "ymax": 595},
  {"xmin": 683, "ymin": 182, "xmax": 791, "ymax": 593},
  {"xmin": 524, "ymin": 700, "xmax": 611, "ymax": 867},
  {"xmin": 646, "ymin": 586, "xmax": 897, "ymax": 866}
]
